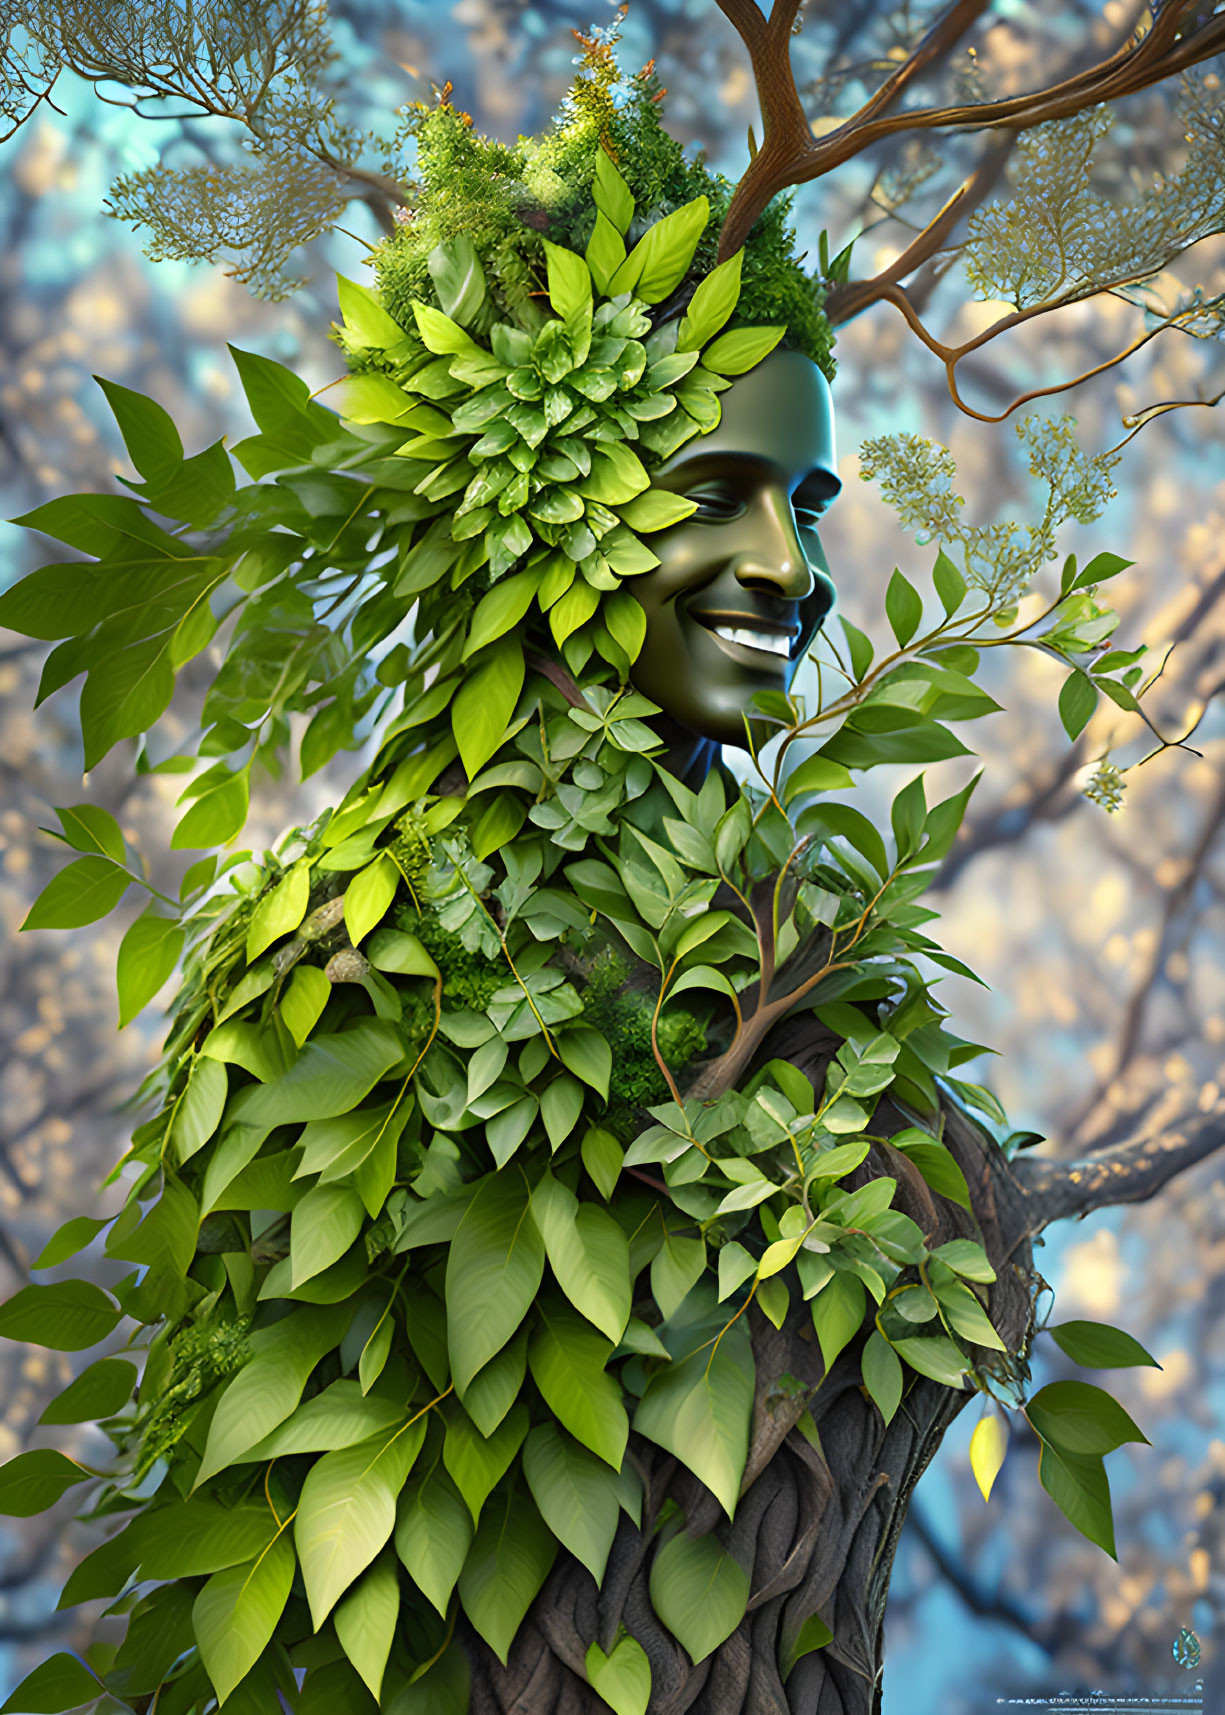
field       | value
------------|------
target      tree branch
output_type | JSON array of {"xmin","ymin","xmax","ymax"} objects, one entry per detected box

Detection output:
[{"xmin": 1016, "ymin": 1107, "xmax": 1225, "ymax": 1231}]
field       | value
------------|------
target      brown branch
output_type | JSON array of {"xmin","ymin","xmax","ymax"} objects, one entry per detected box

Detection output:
[{"xmin": 1015, "ymin": 1106, "xmax": 1225, "ymax": 1232}]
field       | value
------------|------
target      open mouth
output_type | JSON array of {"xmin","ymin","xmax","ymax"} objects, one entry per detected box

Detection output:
[{"xmin": 691, "ymin": 609, "xmax": 802, "ymax": 664}]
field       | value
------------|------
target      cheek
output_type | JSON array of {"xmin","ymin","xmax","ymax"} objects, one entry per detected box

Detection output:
[{"xmin": 639, "ymin": 528, "xmax": 723, "ymax": 602}]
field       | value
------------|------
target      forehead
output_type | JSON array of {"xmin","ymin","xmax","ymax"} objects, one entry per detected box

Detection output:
[{"xmin": 656, "ymin": 347, "xmax": 840, "ymax": 496}]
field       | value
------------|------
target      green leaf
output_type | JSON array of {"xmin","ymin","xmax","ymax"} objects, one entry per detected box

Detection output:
[
  {"xmin": 1073, "ymin": 551, "xmax": 1133, "ymax": 590},
  {"xmin": 344, "ymin": 853, "xmax": 399, "ymax": 948},
  {"xmin": 170, "ymin": 1054, "xmax": 228, "ymax": 1162},
  {"xmin": 465, "ymin": 567, "xmax": 543, "ymax": 657},
  {"xmin": 556, "ymin": 1027, "xmax": 612, "ymax": 1099},
  {"xmin": 931, "ymin": 550, "xmax": 967, "ymax": 616},
  {"xmin": 451, "ymin": 638, "xmax": 525, "ymax": 778},
  {"xmin": 885, "ymin": 569, "xmax": 923, "ymax": 647},
  {"xmin": 461, "ymin": 1329, "xmax": 528, "ymax": 1438},
  {"xmin": 0, "ymin": 1450, "xmax": 90, "ymax": 1517},
  {"xmin": 522, "ymin": 1422, "xmax": 620, "ymax": 1583},
  {"xmin": 0, "ymin": 1280, "xmax": 120, "ymax": 1351},
  {"xmin": 677, "ymin": 250, "xmax": 744, "ymax": 351},
  {"xmin": 615, "ymin": 489, "xmax": 698, "ymax": 533},
  {"xmin": 229, "ymin": 1020, "xmax": 403, "ymax": 1127},
  {"xmin": 780, "ymin": 1613, "xmax": 834, "ymax": 1682},
  {"xmin": 296, "ymin": 1420, "xmax": 426, "ymax": 1626},
  {"xmin": 585, "ymin": 1635, "xmax": 651, "ymax": 1715},
  {"xmin": 53, "ymin": 803, "xmax": 125, "ymax": 862},
  {"xmin": 542, "ymin": 238, "xmax": 593, "ymax": 321},
  {"xmin": 581, "ymin": 1126, "xmax": 623, "ymax": 1200},
  {"xmin": 334, "ymin": 1550, "xmax": 399, "ymax": 1701},
  {"xmin": 781, "ymin": 754, "xmax": 854, "ymax": 802},
  {"xmin": 529, "ymin": 1300, "xmax": 628, "ymax": 1470},
  {"xmin": 280, "ymin": 964, "xmax": 332, "ymax": 1047},
  {"xmin": 247, "ymin": 860, "xmax": 310, "ymax": 961},
  {"xmin": 395, "ymin": 1460, "xmax": 473, "ymax": 1616},
  {"xmin": 291, "ymin": 1184, "xmax": 365, "ymax": 1288},
  {"xmin": 1037, "ymin": 1441, "xmax": 1116, "ymax": 1557},
  {"xmin": 193, "ymin": 1529, "xmax": 295, "ymax": 1706},
  {"xmin": 891, "ymin": 1335, "xmax": 969, "ymax": 1388},
  {"xmin": 1046, "ymin": 1320, "xmax": 1161, "ymax": 1369},
  {"xmin": 585, "ymin": 210, "xmax": 627, "ymax": 294},
  {"xmin": 841, "ymin": 617, "xmax": 874, "ymax": 682},
  {"xmin": 798, "ymin": 801, "xmax": 889, "ymax": 880},
  {"xmin": 602, "ymin": 590, "xmax": 647, "ymax": 663},
  {"xmin": 1058, "ymin": 670, "xmax": 1098, "ymax": 740},
  {"xmin": 861, "ymin": 1331, "xmax": 902, "ymax": 1425},
  {"xmin": 245, "ymin": 1380, "xmax": 406, "ymax": 1460},
  {"xmin": 412, "ymin": 301, "xmax": 482, "ymax": 357},
  {"xmin": 633, "ymin": 1305, "xmax": 753, "ymax": 1516},
  {"xmin": 1026, "ymin": 1381, "xmax": 1148, "ymax": 1455},
  {"xmin": 0, "ymin": 1654, "xmax": 101, "ymax": 1715},
  {"xmin": 810, "ymin": 1271, "xmax": 865, "ymax": 1371},
  {"xmin": 196, "ymin": 1303, "xmax": 350, "ymax": 1484},
  {"xmin": 22, "ymin": 855, "xmax": 129, "ymax": 932},
  {"xmin": 95, "ymin": 377, "xmax": 184, "ymax": 487},
  {"xmin": 172, "ymin": 764, "xmax": 249, "ymax": 850},
  {"xmin": 593, "ymin": 146, "xmax": 634, "ymax": 235},
  {"xmin": 443, "ymin": 1400, "xmax": 528, "ymax": 1525},
  {"xmin": 428, "ymin": 234, "xmax": 487, "ymax": 326},
  {"xmin": 446, "ymin": 1170, "xmax": 545, "ymax": 1397},
  {"xmin": 934, "ymin": 1280, "xmax": 1007, "ymax": 1351},
  {"xmin": 110, "ymin": 1174, "xmax": 199, "ymax": 1280},
  {"xmin": 116, "ymin": 909, "xmax": 183, "ymax": 1027},
  {"xmin": 531, "ymin": 1173, "xmax": 631, "ymax": 1342},
  {"xmin": 700, "ymin": 324, "xmax": 785, "ymax": 375},
  {"xmin": 32, "ymin": 1215, "xmax": 108, "ymax": 1270},
  {"xmin": 457, "ymin": 1481, "xmax": 558, "ymax": 1666},
  {"xmin": 337, "ymin": 275, "xmax": 409, "ymax": 348},
  {"xmin": 648, "ymin": 1531, "xmax": 748, "ymax": 1664},
  {"xmin": 609, "ymin": 197, "xmax": 709, "ymax": 303},
  {"xmin": 650, "ymin": 1231, "xmax": 705, "ymax": 1321},
  {"xmin": 930, "ymin": 1239, "xmax": 996, "ymax": 1282},
  {"xmin": 124, "ymin": 1500, "xmax": 281, "ymax": 1580}
]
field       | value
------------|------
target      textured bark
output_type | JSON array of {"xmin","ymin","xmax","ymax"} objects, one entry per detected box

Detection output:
[{"xmin": 461, "ymin": 1013, "xmax": 1041, "ymax": 1714}]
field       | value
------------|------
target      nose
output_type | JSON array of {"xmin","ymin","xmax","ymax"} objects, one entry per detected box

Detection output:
[{"xmin": 728, "ymin": 489, "xmax": 815, "ymax": 601}]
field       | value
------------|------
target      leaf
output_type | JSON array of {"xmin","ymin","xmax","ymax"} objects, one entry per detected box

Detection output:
[
  {"xmin": 395, "ymin": 1460, "xmax": 473, "ymax": 1616},
  {"xmin": 247, "ymin": 860, "xmax": 310, "ymax": 961},
  {"xmin": 246, "ymin": 1381, "xmax": 405, "ymax": 1460},
  {"xmin": 0, "ymin": 1280, "xmax": 121, "ymax": 1351},
  {"xmin": 95, "ymin": 377, "xmax": 184, "ymax": 487},
  {"xmin": 930, "ymin": 1239, "xmax": 996, "ymax": 1282},
  {"xmin": 700, "ymin": 324, "xmax": 785, "ymax": 375},
  {"xmin": 633, "ymin": 1307, "xmax": 753, "ymax": 1516},
  {"xmin": 1037, "ymin": 1441, "xmax": 1116, "ymax": 1557},
  {"xmin": 464, "ymin": 567, "xmax": 542, "ymax": 657},
  {"xmin": 1046, "ymin": 1320, "xmax": 1161, "ymax": 1369},
  {"xmin": 344, "ymin": 854, "xmax": 399, "ymax": 948},
  {"xmin": 446, "ymin": 1170, "xmax": 545, "ymax": 1397},
  {"xmin": 296, "ymin": 1420, "xmax": 426, "ymax": 1627},
  {"xmin": 542, "ymin": 238, "xmax": 593, "ymax": 321},
  {"xmin": 457, "ymin": 1482, "xmax": 558, "ymax": 1666},
  {"xmin": 170, "ymin": 1055, "xmax": 228, "ymax": 1162},
  {"xmin": 22, "ymin": 855, "xmax": 129, "ymax": 932},
  {"xmin": 280, "ymin": 964, "xmax": 332, "ymax": 1047},
  {"xmin": 196, "ymin": 1303, "xmax": 350, "ymax": 1484},
  {"xmin": 412, "ymin": 301, "xmax": 482, "ymax": 357},
  {"xmin": 229, "ymin": 1021, "xmax": 403, "ymax": 1127},
  {"xmin": 334, "ymin": 1550, "xmax": 399, "ymax": 1701},
  {"xmin": 556, "ymin": 1027, "xmax": 612, "ymax": 1099},
  {"xmin": 931, "ymin": 550, "xmax": 967, "ymax": 616},
  {"xmin": 451, "ymin": 638, "xmax": 525, "ymax": 778},
  {"xmin": 116, "ymin": 909, "xmax": 183, "ymax": 1027},
  {"xmin": 193, "ymin": 1529, "xmax": 295, "ymax": 1706},
  {"xmin": 1025, "ymin": 1380, "xmax": 1148, "ymax": 1455},
  {"xmin": 0, "ymin": 1450, "xmax": 90, "ymax": 1517},
  {"xmin": 0, "ymin": 1654, "xmax": 102, "ymax": 1715},
  {"xmin": 172, "ymin": 765, "xmax": 249, "ymax": 850},
  {"xmin": 1058, "ymin": 670, "xmax": 1098, "ymax": 740},
  {"xmin": 1073, "ymin": 550, "xmax": 1133, "ymax": 589},
  {"xmin": 529, "ymin": 1301, "xmax": 628, "ymax": 1469},
  {"xmin": 615, "ymin": 489, "xmax": 698, "ymax": 533},
  {"xmin": 609, "ymin": 197, "xmax": 709, "ymax": 303},
  {"xmin": 443, "ymin": 1399, "xmax": 528, "ymax": 1527},
  {"xmin": 291, "ymin": 1184, "xmax": 365, "ymax": 1288},
  {"xmin": 585, "ymin": 1635, "xmax": 651, "ymax": 1715},
  {"xmin": 891, "ymin": 1335, "xmax": 969, "ymax": 1388},
  {"xmin": 531, "ymin": 1173, "xmax": 631, "ymax": 1342},
  {"xmin": 650, "ymin": 1231, "xmax": 706, "ymax": 1321},
  {"xmin": 337, "ymin": 274, "xmax": 409, "ymax": 348},
  {"xmin": 581, "ymin": 1127, "xmax": 623, "ymax": 1200},
  {"xmin": 428, "ymin": 234, "xmax": 487, "ymax": 326},
  {"xmin": 677, "ymin": 250, "xmax": 744, "ymax": 351},
  {"xmin": 53, "ymin": 803, "xmax": 125, "ymax": 862},
  {"xmin": 585, "ymin": 210, "xmax": 627, "ymax": 294},
  {"xmin": 934, "ymin": 1280, "xmax": 1007, "ymax": 1351},
  {"xmin": 648, "ymin": 1531, "xmax": 748, "ymax": 1664},
  {"xmin": 861, "ymin": 1331, "xmax": 902, "ymax": 1425},
  {"xmin": 969, "ymin": 1414, "xmax": 1008, "ymax": 1502},
  {"xmin": 885, "ymin": 569, "xmax": 923, "ymax": 647},
  {"xmin": 810, "ymin": 1271, "xmax": 865, "ymax": 1371},
  {"xmin": 32, "ymin": 1215, "xmax": 108, "ymax": 1269},
  {"xmin": 522, "ymin": 1422, "xmax": 620, "ymax": 1583},
  {"xmin": 593, "ymin": 146, "xmax": 634, "ymax": 235},
  {"xmin": 39, "ymin": 1356, "xmax": 136, "ymax": 1427}
]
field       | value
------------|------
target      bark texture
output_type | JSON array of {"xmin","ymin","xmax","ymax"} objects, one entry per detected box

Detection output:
[{"xmin": 462, "ymin": 1014, "xmax": 1042, "ymax": 1714}]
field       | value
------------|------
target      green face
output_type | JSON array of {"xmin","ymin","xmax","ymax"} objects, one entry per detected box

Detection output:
[{"xmin": 629, "ymin": 348, "xmax": 840, "ymax": 748}]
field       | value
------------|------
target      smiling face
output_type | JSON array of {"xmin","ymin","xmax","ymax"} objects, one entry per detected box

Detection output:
[{"xmin": 629, "ymin": 348, "xmax": 840, "ymax": 748}]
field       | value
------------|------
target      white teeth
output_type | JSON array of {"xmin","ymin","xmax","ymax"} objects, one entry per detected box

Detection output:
[{"xmin": 712, "ymin": 625, "xmax": 792, "ymax": 658}]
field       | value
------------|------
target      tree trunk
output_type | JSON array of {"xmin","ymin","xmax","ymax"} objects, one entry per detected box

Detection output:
[{"xmin": 461, "ymin": 1018, "xmax": 1041, "ymax": 1713}]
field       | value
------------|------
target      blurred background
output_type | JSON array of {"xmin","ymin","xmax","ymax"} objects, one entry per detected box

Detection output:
[{"xmin": 0, "ymin": 3, "xmax": 1221, "ymax": 1710}]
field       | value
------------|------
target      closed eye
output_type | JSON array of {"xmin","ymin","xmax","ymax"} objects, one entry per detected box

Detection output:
[{"xmin": 684, "ymin": 484, "xmax": 744, "ymax": 521}]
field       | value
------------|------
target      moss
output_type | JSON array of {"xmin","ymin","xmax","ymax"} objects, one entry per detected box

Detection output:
[
  {"xmin": 580, "ymin": 947, "xmax": 707, "ymax": 1137},
  {"xmin": 135, "ymin": 1315, "xmax": 251, "ymax": 1479}
]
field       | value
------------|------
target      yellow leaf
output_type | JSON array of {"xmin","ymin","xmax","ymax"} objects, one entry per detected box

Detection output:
[{"xmin": 969, "ymin": 1413, "xmax": 1008, "ymax": 1502}]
